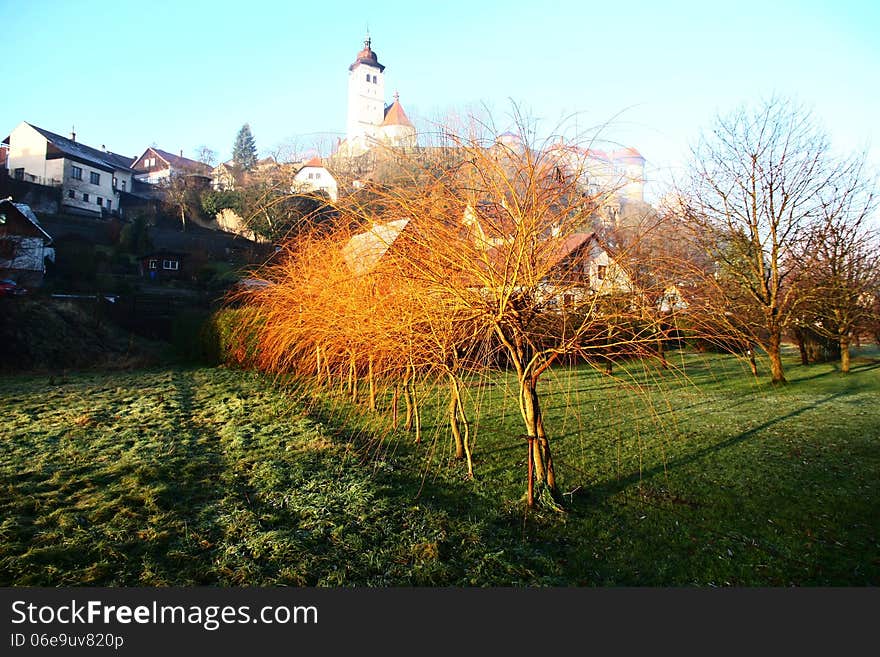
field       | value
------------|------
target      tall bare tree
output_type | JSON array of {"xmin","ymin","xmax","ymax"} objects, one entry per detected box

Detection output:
[
  {"xmin": 799, "ymin": 162, "xmax": 878, "ymax": 372},
  {"xmin": 681, "ymin": 97, "xmax": 855, "ymax": 383}
]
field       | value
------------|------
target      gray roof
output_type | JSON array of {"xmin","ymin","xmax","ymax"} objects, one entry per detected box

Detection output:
[
  {"xmin": 1, "ymin": 200, "xmax": 53, "ymax": 243},
  {"xmin": 342, "ymin": 219, "xmax": 409, "ymax": 275},
  {"xmin": 28, "ymin": 123, "xmax": 136, "ymax": 173}
]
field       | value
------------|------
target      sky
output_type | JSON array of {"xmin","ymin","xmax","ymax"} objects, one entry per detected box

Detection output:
[{"xmin": 2, "ymin": 0, "xmax": 878, "ymax": 201}]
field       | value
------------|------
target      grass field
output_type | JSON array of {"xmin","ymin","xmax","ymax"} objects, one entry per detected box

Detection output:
[{"xmin": 1, "ymin": 347, "xmax": 878, "ymax": 586}]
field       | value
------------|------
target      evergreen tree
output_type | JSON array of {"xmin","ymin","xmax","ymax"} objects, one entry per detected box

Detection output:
[{"xmin": 232, "ymin": 123, "xmax": 258, "ymax": 171}]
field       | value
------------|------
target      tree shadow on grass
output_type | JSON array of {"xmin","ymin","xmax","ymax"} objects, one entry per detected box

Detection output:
[{"xmin": 574, "ymin": 391, "xmax": 850, "ymax": 508}]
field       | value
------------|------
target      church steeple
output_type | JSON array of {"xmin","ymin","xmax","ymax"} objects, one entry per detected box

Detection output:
[
  {"xmin": 345, "ymin": 32, "xmax": 387, "ymax": 154},
  {"xmin": 349, "ymin": 33, "xmax": 385, "ymax": 72}
]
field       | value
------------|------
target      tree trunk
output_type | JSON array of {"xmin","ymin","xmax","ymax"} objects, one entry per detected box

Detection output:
[
  {"xmin": 406, "ymin": 360, "xmax": 420, "ymax": 443},
  {"xmin": 656, "ymin": 333, "xmax": 669, "ymax": 369},
  {"xmin": 349, "ymin": 355, "xmax": 359, "ymax": 403},
  {"xmin": 767, "ymin": 330, "xmax": 786, "ymax": 383},
  {"xmin": 403, "ymin": 369, "xmax": 413, "ymax": 431},
  {"xmin": 368, "ymin": 356, "xmax": 376, "ymax": 412},
  {"xmin": 520, "ymin": 377, "xmax": 557, "ymax": 504},
  {"xmin": 748, "ymin": 347, "xmax": 758, "ymax": 377},
  {"xmin": 449, "ymin": 375, "xmax": 464, "ymax": 459},
  {"xmin": 840, "ymin": 335, "xmax": 851, "ymax": 374},
  {"xmin": 391, "ymin": 384, "xmax": 399, "ymax": 427},
  {"xmin": 795, "ymin": 330, "xmax": 809, "ymax": 366},
  {"xmin": 454, "ymin": 378, "xmax": 474, "ymax": 478}
]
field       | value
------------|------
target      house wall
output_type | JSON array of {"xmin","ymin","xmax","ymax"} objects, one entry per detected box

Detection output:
[
  {"xmin": 379, "ymin": 124, "xmax": 417, "ymax": 150},
  {"xmin": 132, "ymin": 150, "xmax": 171, "ymax": 184},
  {"xmin": 60, "ymin": 159, "xmax": 118, "ymax": 216},
  {"xmin": 0, "ymin": 235, "xmax": 50, "ymax": 273},
  {"xmin": 6, "ymin": 123, "xmax": 58, "ymax": 186},
  {"xmin": 293, "ymin": 167, "xmax": 338, "ymax": 201},
  {"xmin": 112, "ymin": 168, "xmax": 134, "ymax": 197}
]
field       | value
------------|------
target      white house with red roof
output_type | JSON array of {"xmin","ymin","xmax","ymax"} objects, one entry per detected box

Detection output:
[{"xmin": 292, "ymin": 157, "xmax": 338, "ymax": 201}]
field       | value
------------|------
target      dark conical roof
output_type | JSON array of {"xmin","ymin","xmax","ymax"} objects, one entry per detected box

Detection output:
[{"xmin": 349, "ymin": 35, "xmax": 385, "ymax": 72}]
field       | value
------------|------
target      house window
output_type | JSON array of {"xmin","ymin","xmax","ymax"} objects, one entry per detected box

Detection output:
[
  {"xmin": 365, "ymin": 73, "xmax": 370, "ymax": 82},
  {"xmin": 90, "ymin": 171, "xmax": 100, "ymax": 184},
  {"xmin": 14, "ymin": 168, "xmax": 24, "ymax": 180},
  {"xmin": 596, "ymin": 265, "xmax": 607, "ymax": 280},
  {"xmin": 149, "ymin": 260, "xmax": 157, "ymax": 270},
  {"xmin": 67, "ymin": 189, "xmax": 75, "ymax": 199},
  {"xmin": 82, "ymin": 193, "xmax": 89, "ymax": 202},
  {"xmin": 106, "ymin": 200, "xmax": 112, "ymax": 211},
  {"xmin": 162, "ymin": 259, "xmax": 179, "ymax": 271},
  {"xmin": 97, "ymin": 197, "xmax": 103, "ymax": 207},
  {"xmin": 112, "ymin": 176, "xmax": 118, "ymax": 188},
  {"xmin": 121, "ymin": 180, "xmax": 126, "ymax": 191},
  {"xmin": 72, "ymin": 165, "xmax": 83, "ymax": 180}
]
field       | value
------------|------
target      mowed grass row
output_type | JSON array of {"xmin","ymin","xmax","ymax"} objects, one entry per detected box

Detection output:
[{"xmin": 1, "ymin": 348, "xmax": 878, "ymax": 585}]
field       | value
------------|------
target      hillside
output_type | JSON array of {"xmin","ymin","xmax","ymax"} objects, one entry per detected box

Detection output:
[{"xmin": 0, "ymin": 297, "xmax": 166, "ymax": 372}]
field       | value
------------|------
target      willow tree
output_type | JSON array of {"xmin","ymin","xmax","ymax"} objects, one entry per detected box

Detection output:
[
  {"xmin": 361, "ymin": 118, "xmax": 669, "ymax": 506},
  {"xmin": 681, "ymin": 97, "xmax": 853, "ymax": 383},
  {"xmin": 232, "ymin": 112, "xmax": 687, "ymax": 507}
]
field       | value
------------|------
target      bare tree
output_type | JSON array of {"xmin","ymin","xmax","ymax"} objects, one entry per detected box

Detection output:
[
  {"xmin": 161, "ymin": 174, "xmax": 207, "ymax": 231},
  {"xmin": 799, "ymin": 163, "xmax": 878, "ymax": 372},
  {"xmin": 681, "ymin": 97, "xmax": 854, "ymax": 383},
  {"xmin": 194, "ymin": 145, "xmax": 218, "ymax": 167}
]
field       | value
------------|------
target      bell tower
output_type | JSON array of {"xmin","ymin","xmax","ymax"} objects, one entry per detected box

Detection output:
[{"xmin": 346, "ymin": 34, "xmax": 386, "ymax": 153}]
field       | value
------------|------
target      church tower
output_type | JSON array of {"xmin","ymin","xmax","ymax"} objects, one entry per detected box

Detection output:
[{"xmin": 346, "ymin": 34, "xmax": 386, "ymax": 154}]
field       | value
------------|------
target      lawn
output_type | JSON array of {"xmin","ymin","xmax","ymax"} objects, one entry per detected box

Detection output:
[{"xmin": 1, "ymin": 347, "xmax": 878, "ymax": 586}]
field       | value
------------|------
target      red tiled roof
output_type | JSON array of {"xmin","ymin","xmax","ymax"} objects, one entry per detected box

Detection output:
[
  {"xmin": 552, "ymin": 232, "xmax": 597, "ymax": 265},
  {"xmin": 382, "ymin": 100, "xmax": 414, "ymax": 128}
]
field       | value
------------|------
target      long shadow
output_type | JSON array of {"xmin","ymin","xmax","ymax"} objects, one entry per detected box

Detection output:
[
  {"xmin": 574, "ymin": 390, "xmax": 850, "ymax": 509},
  {"xmin": 116, "ymin": 369, "xmax": 231, "ymax": 583}
]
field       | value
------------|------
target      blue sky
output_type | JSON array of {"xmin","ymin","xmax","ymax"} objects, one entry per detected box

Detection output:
[{"xmin": 2, "ymin": 0, "xmax": 878, "ymax": 198}]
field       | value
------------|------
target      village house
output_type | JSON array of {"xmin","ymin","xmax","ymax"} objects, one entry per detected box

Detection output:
[
  {"xmin": 132, "ymin": 147, "xmax": 213, "ymax": 186},
  {"xmin": 3, "ymin": 122, "xmax": 136, "ymax": 218},
  {"xmin": 138, "ymin": 250, "xmax": 187, "ymax": 282},
  {"xmin": 292, "ymin": 157, "xmax": 339, "ymax": 201},
  {"xmin": 0, "ymin": 198, "xmax": 54, "ymax": 287}
]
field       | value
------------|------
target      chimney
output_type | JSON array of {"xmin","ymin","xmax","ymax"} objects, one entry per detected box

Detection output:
[
  {"xmin": 70, "ymin": 126, "xmax": 76, "ymax": 142},
  {"xmin": 180, "ymin": 149, "xmax": 183, "ymax": 157}
]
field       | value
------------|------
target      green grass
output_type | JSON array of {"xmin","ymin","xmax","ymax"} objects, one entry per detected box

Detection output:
[{"xmin": 1, "ymin": 347, "xmax": 878, "ymax": 586}]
